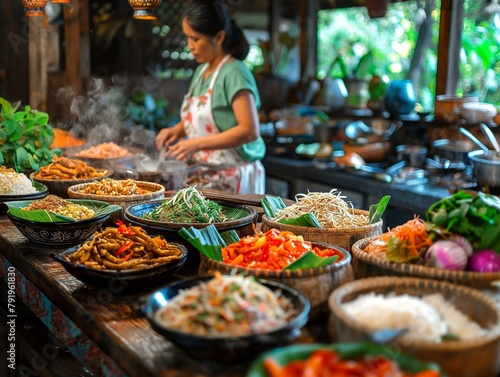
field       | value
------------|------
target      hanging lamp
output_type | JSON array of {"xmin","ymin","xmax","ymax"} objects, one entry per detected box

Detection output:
[
  {"xmin": 129, "ymin": 0, "xmax": 162, "ymax": 20},
  {"xmin": 22, "ymin": 0, "xmax": 48, "ymax": 17}
]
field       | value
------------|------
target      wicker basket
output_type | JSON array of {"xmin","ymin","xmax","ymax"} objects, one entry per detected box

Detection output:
[
  {"xmin": 328, "ymin": 276, "xmax": 500, "ymax": 377},
  {"xmin": 67, "ymin": 180, "xmax": 165, "ymax": 220},
  {"xmin": 352, "ymin": 237, "xmax": 500, "ymax": 288},
  {"xmin": 198, "ymin": 242, "xmax": 355, "ymax": 320},
  {"xmin": 30, "ymin": 169, "xmax": 113, "ymax": 199},
  {"xmin": 261, "ymin": 210, "xmax": 383, "ymax": 251}
]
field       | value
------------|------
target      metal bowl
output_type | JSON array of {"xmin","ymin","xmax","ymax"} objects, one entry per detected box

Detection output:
[
  {"xmin": 433, "ymin": 139, "xmax": 477, "ymax": 165},
  {"xmin": 468, "ymin": 150, "xmax": 500, "ymax": 189}
]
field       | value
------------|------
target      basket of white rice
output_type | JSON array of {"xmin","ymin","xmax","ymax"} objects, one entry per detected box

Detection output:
[
  {"xmin": 328, "ymin": 276, "xmax": 500, "ymax": 377},
  {"xmin": 0, "ymin": 167, "xmax": 48, "ymax": 212}
]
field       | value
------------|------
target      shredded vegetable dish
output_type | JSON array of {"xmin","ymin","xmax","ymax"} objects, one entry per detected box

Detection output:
[
  {"xmin": 264, "ymin": 349, "xmax": 440, "ymax": 377},
  {"xmin": 77, "ymin": 178, "xmax": 151, "ymax": 196},
  {"xmin": 143, "ymin": 186, "xmax": 226, "ymax": 223},
  {"xmin": 155, "ymin": 273, "xmax": 295, "ymax": 337},
  {"xmin": 22, "ymin": 195, "xmax": 94, "ymax": 220},
  {"xmin": 273, "ymin": 190, "xmax": 368, "ymax": 228},
  {"xmin": 66, "ymin": 220, "xmax": 184, "ymax": 270},
  {"xmin": 222, "ymin": 229, "xmax": 343, "ymax": 270}
]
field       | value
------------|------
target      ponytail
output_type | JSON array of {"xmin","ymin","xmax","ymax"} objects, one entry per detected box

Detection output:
[{"xmin": 183, "ymin": 0, "xmax": 250, "ymax": 60}]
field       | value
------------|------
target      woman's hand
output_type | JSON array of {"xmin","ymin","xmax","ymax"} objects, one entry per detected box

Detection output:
[
  {"xmin": 155, "ymin": 122, "xmax": 185, "ymax": 150},
  {"xmin": 164, "ymin": 138, "xmax": 200, "ymax": 162}
]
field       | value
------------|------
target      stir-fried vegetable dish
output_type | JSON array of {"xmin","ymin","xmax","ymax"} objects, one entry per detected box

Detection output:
[
  {"xmin": 222, "ymin": 229, "xmax": 343, "ymax": 270},
  {"xmin": 272, "ymin": 190, "xmax": 368, "ymax": 228},
  {"xmin": 154, "ymin": 273, "xmax": 295, "ymax": 337},
  {"xmin": 22, "ymin": 195, "xmax": 95, "ymax": 220},
  {"xmin": 263, "ymin": 349, "xmax": 440, "ymax": 377},
  {"xmin": 143, "ymin": 186, "xmax": 226, "ymax": 223},
  {"xmin": 66, "ymin": 220, "xmax": 184, "ymax": 270}
]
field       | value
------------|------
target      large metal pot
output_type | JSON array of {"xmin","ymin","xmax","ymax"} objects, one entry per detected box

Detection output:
[
  {"xmin": 433, "ymin": 139, "xmax": 477, "ymax": 164},
  {"xmin": 468, "ymin": 150, "xmax": 500, "ymax": 189}
]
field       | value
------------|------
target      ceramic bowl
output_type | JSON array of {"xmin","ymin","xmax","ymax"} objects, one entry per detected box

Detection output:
[
  {"xmin": 52, "ymin": 242, "xmax": 188, "ymax": 293},
  {"xmin": 143, "ymin": 276, "xmax": 310, "ymax": 362},
  {"xmin": 6, "ymin": 199, "xmax": 114, "ymax": 248},
  {"xmin": 30, "ymin": 169, "xmax": 113, "ymax": 199},
  {"xmin": 328, "ymin": 276, "xmax": 500, "ymax": 377}
]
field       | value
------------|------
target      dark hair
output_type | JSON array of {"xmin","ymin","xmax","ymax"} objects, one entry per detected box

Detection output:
[{"xmin": 183, "ymin": 0, "xmax": 250, "ymax": 60}]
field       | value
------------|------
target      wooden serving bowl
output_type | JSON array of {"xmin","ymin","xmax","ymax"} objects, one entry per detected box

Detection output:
[
  {"xmin": 261, "ymin": 210, "xmax": 383, "ymax": 252},
  {"xmin": 328, "ymin": 276, "xmax": 500, "ymax": 377},
  {"xmin": 351, "ymin": 237, "xmax": 500, "ymax": 288},
  {"xmin": 30, "ymin": 169, "xmax": 113, "ymax": 199},
  {"xmin": 198, "ymin": 242, "xmax": 354, "ymax": 321},
  {"xmin": 67, "ymin": 180, "xmax": 165, "ymax": 220}
]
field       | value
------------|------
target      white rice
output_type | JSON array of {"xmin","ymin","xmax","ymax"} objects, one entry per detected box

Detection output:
[
  {"xmin": 0, "ymin": 171, "xmax": 37, "ymax": 195},
  {"xmin": 342, "ymin": 292, "xmax": 487, "ymax": 342}
]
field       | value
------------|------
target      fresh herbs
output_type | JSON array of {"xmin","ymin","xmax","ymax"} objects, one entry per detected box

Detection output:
[
  {"xmin": 0, "ymin": 97, "xmax": 61, "ymax": 172},
  {"xmin": 144, "ymin": 186, "xmax": 227, "ymax": 223},
  {"xmin": 369, "ymin": 195, "xmax": 391, "ymax": 224},
  {"xmin": 426, "ymin": 191, "xmax": 500, "ymax": 252}
]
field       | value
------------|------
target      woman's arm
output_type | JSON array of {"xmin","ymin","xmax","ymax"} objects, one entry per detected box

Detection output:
[{"xmin": 165, "ymin": 89, "xmax": 260, "ymax": 161}]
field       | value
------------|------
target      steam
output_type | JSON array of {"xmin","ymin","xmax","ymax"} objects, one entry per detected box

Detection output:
[{"xmin": 56, "ymin": 77, "xmax": 157, "ymax": 155}]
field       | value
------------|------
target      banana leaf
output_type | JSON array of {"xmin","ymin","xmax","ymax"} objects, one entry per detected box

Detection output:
[
  {"xmin": 5, "ymin": 199, "xmax": 122, "ymax": 223},
  {"xmin": 369, "ymin": 195, "xmax": 391, "ymax": 224},
  {"xmin": 284, "ymin": 252, "xmax": 338, "ymax": 270},
  {"xmin": 261, "ymin": 195, "xmax": 322, "ymax": 228},
  {"xmin": 178, "ymin": 225, "xmax": 225, "ymax": 261},
  {"xmin": 246, "ymin": 342, "xmax": 443, "ymax": 377},
  {"xmin": 223, "ymin": 206, "xmax": 250, "ymax": 220}
]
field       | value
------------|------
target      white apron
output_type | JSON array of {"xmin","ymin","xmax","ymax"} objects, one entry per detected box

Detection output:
[{"xmin": 180, "ymin": 55, "xmax": 265, "ymax": 194}]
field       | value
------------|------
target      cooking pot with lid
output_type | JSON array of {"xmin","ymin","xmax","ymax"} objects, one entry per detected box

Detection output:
[{"xmin": 433, "ymin": 139, "xmax": 477, "ymax": 164}]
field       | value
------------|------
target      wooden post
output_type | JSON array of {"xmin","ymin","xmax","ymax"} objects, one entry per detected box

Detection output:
[
  {"xmin": 64, "ymin": 0, "xmax": 90, "ymax": 94},
  {"xmin": 299, "ymin": 0, "xmax": 317, "ymax": 80}
]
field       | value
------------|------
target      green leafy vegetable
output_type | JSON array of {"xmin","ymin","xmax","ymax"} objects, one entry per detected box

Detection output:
[
  {"xmin": 284, "ymin": 252, "xmax": 338, "ymax": 270},
  {"xmin": 368, "ymin": 195, "xmax": 391, "ymax": 224}
]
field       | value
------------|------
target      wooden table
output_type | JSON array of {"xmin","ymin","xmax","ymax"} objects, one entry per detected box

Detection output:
[{"xmin": 0, "ymin": 197, "xmax": 324, "ymax": 377}]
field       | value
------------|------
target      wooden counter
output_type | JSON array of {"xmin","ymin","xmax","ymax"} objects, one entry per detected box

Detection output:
[{"xmin": 0, "ymin": 212, "xmax": 324, "ymax": 377}]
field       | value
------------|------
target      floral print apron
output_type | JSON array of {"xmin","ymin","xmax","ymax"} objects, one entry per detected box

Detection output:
[{"xmin": 180, "ymin": 55, "xmax": 265, "ymax": 194}]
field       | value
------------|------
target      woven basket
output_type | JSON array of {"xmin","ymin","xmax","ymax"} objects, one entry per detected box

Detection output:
[
  {"xmin": 352, "ymin": 237, "xmax": 500, "ymax": 288},
  {"xmin": 261, "ymin": 210, "xmax": 383, "ymax": 251},
  {"xmin": 198, "ymin": 241, "xmax": 355, "ymax": 320},
  {"xmin": 30, "ymin": 169, "xmax": 113, "ymax": 199},
  {"xmin": 328, "ymin": 276, "xmax": 500, "ymax": 377},
  {"xmin": 67, "ymin": 180, "xmax": 165, "ymax": 220}
]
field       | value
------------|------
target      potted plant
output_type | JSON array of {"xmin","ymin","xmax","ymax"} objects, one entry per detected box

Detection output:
[{"xmin": 0, "ymin": 97, "xmax": 61, "ymax": 173}]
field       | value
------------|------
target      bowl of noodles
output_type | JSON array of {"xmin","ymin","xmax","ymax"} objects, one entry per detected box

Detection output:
[
  {"xmin": 260, "ymin": 189, "xmax": 383, "ymax": 251},
  {"xmin": 52, "ymin": 222, "xmax": 188, "ymax": 293},
  {"xmin": 143, "ymin": 273, "xmax": 310, "ymax": 362},
  {"xmin": 5, "ymin": 195, "xmax": 122, "ymax": 248}
]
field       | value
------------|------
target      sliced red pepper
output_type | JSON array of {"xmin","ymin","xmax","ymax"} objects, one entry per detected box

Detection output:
[
  {"xmin": 117, "ymin": 240, "xmax": 135, "ymax": 255},
  {"xmin": 121, "ymin": 250, "xmax": 135, "ymax": 261},
  {"xmin": 115, "ymin": 220, "xmax": 136, "ymax": 237}
]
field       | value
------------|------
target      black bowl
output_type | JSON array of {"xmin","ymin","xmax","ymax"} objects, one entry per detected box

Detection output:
[
  {"xmin": 6, "ymin": 200, "xmax": 112, "ymax": 248},
  {"xmin": 0, "ymin": 181, "xmax": 48, "ymax": 213},
  {"xmin": 143, "ymin": 276, "xmax": 310, "ymax": 363},
  {"xmin": 52, "ymin": 243, "xmax": 188, "ymax": 293}
]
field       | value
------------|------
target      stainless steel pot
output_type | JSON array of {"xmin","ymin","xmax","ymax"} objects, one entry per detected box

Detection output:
[
  {"xmin": 433, "ymin": 139, "xmax": 477, "ymax": 164},
  {"xmin": 468, "ymin": 150, "xmax": 500, "ymax": 189}
]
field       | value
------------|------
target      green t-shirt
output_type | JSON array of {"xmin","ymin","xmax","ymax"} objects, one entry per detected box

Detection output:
[{"xmin": 188, "ymin": 60, "xmax": 265, "ymax": 162}]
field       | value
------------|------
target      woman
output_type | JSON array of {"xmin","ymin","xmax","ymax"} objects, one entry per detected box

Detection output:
[{"xmin": 155, "ymin": 0, "xmax": 266, "ymax": 195}]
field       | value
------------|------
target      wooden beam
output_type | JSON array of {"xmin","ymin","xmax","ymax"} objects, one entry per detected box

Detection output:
[
  {"xmin": 1, "ymin": 1, "xmax": 30, "ymax": 104},
  {"xmin": 64, "ymin": 0, "xmax": 90, "ymax": 94},
  {"xmin": 299, "ymin": 0, "xmax": 318, "ymax": 79},
  {"xmin": 435, "ymin": 0, "xmax": 464, "ymax": 95}
]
